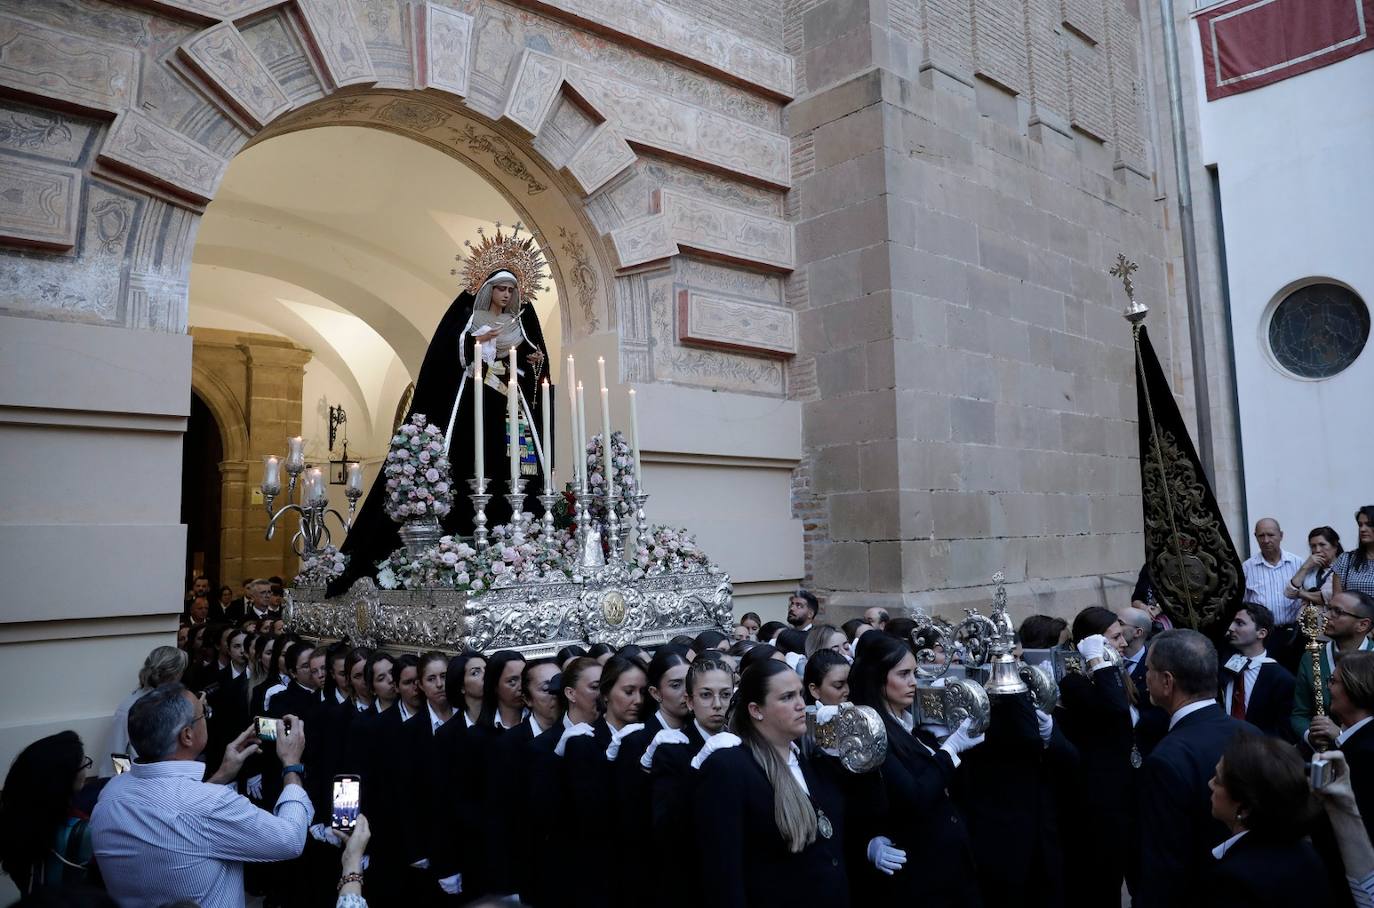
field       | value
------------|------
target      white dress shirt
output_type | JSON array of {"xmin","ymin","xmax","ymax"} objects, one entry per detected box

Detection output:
[
  {"xmin": 92, "ymin": 760, "xmax": 311, "ymax": 908},
  {"xmin": 428, "ymin": 702, "xmax": 451, "ymax": 733},
  {"xmin": 1212, "ymin": 829, "xmax": 1248, "ymax": 860},
  {"xmin": 786, "ymin": 743, "xmax": 809, "ymax": 795},
  {"xmin": 1169, "ymin": 698, "xmax": 1215, "ymax": 730},
  {"xmin": 1242, "ymin": 550, "xmax": 1303, "ymax": 625},
  {"xmin": 1338, "ymin": 715, "xmax": 1374, "ymax": 747},
  {"xmin": 1221, "ymin": 651, "xmax": 1273, "ymax": 715},
  {"xmin": 694, "ymin": 719, "xmax": 720, "ymax": 741},
  {"xmin": 398, "ymin": 700, "xmax": 416, "ymax": 722}
]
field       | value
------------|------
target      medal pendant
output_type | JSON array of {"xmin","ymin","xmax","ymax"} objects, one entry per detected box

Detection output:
[
  {"xmin": 1130, "ymin": 746, "xmax": 1143, "ymax": 769},
  {"xmin": 817, "ymin": 810, "xmax": 833, "ymax": 840}
]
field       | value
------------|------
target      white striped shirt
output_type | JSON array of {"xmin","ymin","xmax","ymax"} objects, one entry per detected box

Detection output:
[
  {"xmin": 1242, "ymin": 550, "xmax": 1302, "ymax": 625},
  {"xmin": 91, "ymin": 759, "xmax": 310, "ymax": 908}
]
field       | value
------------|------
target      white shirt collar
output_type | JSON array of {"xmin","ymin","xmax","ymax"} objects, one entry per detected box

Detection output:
[
  {"xmin": 1169, "ymin": 699, "xmax": 1215, "ymax": 730},
  {"xmin": 1212, "ymin": 829, "xmax": 1248, "ymax": 860},
  {"xmin": 231, "ymin": 664, "xmax": 246, "ymax": 679},
  {"xmin": 427, "ymin": 702, "xmax": 449, "ymax": 732},
  {"xmin": 529, "ymin": 713, "xmax": 552, "ymax": 736},
  {"xmin": 463, "ymin": 711, "xmax": 476, "ymax": 728},
  {"xmin": 1329, "ymin": 638, "xmax": 1374, "ymax": 668},
  {"xmin": 495, "ymin": 708, "xmax": 528, "ymax": 730},
  {"xmin": 1224, "ymin": 651, "xmax": 1272, "ymax": 672},
  {"xmin": 786, "ymin": 742, "xmax": 810, "ymax": 795},
  {"xmin": 1339, "ymin": 715, "xmax": 1374, "ymax": 747},
  {"xmin": 655, "ymin": 708, "xmax": 680, "ymax": 732},
  {"xmin": 335, "ymin": 688, "xmax": 348, "ymax": 705},
  {"xmin": 694, "ymin": 719, "xmax": 719, "ymax": 741},
  {"xmin": 398, "ymin": 700, "xmax": 415, "ymax": 722}
]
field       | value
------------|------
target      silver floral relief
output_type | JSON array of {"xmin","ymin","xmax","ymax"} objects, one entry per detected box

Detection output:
[{"xmin": 288, "ymin": 565, "xmax": 732, "ymax": 654}]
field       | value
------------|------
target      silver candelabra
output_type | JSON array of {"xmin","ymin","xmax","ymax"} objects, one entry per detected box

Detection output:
[
  {"xmin": 468, "ymin": 477, "xmax": 492, "ymax": 550},
  {"xmin": 505, "ymin": 476, "xmax": 529, "ymax": 535},
  {"xmin": 261, "ymin": 440, "xmax": 362, "ymax": 558}
]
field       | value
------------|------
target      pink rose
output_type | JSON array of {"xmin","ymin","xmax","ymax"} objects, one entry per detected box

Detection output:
[{"xmin": 425, "ymin": 468, "xmax": 440, "ymax": 483}]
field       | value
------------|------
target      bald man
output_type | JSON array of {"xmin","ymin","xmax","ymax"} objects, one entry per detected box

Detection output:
[
  {"xmin": 1242, "ymin": 518, "xmax": 1303, "ymax": 669},
  {"xmin": 1117, "ymin": 605, "xmax": 1169, "ymax": 758}
]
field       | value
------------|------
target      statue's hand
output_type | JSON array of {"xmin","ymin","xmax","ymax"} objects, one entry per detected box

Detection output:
[
  {"xmin": 474, "ymin": 329, "xmax": 501, "ymax": 343},
  {"xmin": 527, "ymin": 350, "xmax": 545, "ymax": 368}
]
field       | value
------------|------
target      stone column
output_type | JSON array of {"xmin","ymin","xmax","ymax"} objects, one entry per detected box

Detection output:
[{"xmin": 218, "ymin": 460, "xmax": 249, "ymax": 590}]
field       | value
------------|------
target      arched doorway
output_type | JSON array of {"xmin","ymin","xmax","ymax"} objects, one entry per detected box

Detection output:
[{"xmin": 182, "ymin": 393, "xmax": 225, "ymax": 590}]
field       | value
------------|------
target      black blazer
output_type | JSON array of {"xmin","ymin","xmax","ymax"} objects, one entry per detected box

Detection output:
[
  {"xmin": 1340, "ymin": 718, "xmax": 1374, "ymax": 840},
  {"xmin": 649, "ymin": 721, "xmax": 710, "ymax": 907},
  {"xmin": 559, "ymin": 718, "xmax": 616, "ymax": 905},
  {"xmin": 522, "ymin": 720, "xmax": 568, "ymax": 907},
  {"xmin": 1219, "ymin": 660, "xmax": 1297, "ymax": 742},
  {"xmin": 1137, "ymin": 703, "xmax": 1255, "ymax": 908},
  {"xmin": 1129, "ymin": 650, "xmax": 1169, "ymax": 757},
  {"xmin": 399, "ymin": 708, "xmax": 447, "ymax": 868},
  {"xmin": 1204, "ymin": 832, "xmax": 1330, "ymax": 908},
  {"xmin": 696, "ymin": 744, "xmax": 850, "ymax": 908},
  {"xmin": 480, "ymin": 718, "xmax": 538, "ymax": 897},
  {"xmin": 611, "ymin": 713, "xmax": 668, "ymax": 906}
]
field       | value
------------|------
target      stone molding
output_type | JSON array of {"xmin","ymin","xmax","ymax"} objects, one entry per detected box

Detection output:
[
  {"xmin": 0, "ymin": 14, "xmax": 138, "ymax": 115},
  {"xmin": 676, "ymin": 289, "xmax": 797, "ymax": 358},
  {"xmin": 96, "ymin": 109, "xmax": 228, "ymax": 206},
  {"xmin": 611, "ymin": 189, "xmax": 794, "ymax": 271},
  {"xmin": 415, "ymin": 3, "xmax": 474, "ymax": 99},
  {"xmin": 0, "ymin": 156, "xmax": 81, "ymax": 250},
  {"xmin": 295, "ymin": 0, "xmax": 379, "ymax": 91},
  {"xmin": 178, "ymin": 22, "xmax": 293, "ymax": 131}
]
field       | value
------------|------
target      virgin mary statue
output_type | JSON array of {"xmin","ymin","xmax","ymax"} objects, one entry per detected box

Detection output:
[{"xmin": 329, "ymin": 225, "xmax": 553, "ymax": 595}]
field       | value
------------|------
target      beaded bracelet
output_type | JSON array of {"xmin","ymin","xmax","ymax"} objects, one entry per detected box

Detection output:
[{"xmin": 338, "ymin": 871, "xmax": 364, "ymax": 892}]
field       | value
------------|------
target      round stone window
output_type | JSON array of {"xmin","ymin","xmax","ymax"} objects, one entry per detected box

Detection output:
[{"xmin": 1267, "ymin": 282, "xmax": 1369, "ymax": 379}]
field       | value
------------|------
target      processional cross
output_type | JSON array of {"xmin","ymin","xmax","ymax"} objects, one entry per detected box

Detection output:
[{"xmin": 1109, "ymin": 253, "xmax": 1148, "ymax": 324}]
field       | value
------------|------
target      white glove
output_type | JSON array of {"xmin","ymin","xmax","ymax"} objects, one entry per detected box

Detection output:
[
  {"xmin": 605, "ymin": 723, "xmax": 645, "ymax": 761},
  {"xmin": 783, "ymin": 652, "xmax": 804, "ymax": 672},
  {"xmin": 309, "ymin": 824, "xmax": 345, "ymax": 847},
  {"xmin": 438, "ymin": 873, "xmax": 462, "ymax": 895},
  {"xmin": 939, "ymin": 718, "xmax": 984, "ymax": 766},
  {"xmin": 641, "ymin": 728, "xmax": 690, "ymax": 769},
  {"xmin": 1035, "ymin": 709, "xmax": 1054, "ymax": 745},
  {"xmin": 866, "ymin": 835, "xmax": 908, "ymax": 875},
  {"xmin": 813, "ymin": 704, "xmax": 841, "ymax": 724},
  {"xmin": 410, "ymin": 858, "xmax": 430, "ymax": 870},
  {"xmin": 555, "ymin": 722, "xmax": 595, "ymax": 757},
  {"xmin": 691, "ymin": 731, "xmax": 742, "ymax": 770},
  {"xmin": 246, "ymin": 774, "xmax": 263, "ymax": 800},
  {"xmin": 1076, "ymin": 634, "xmax": 1108, "ymax": 663}
]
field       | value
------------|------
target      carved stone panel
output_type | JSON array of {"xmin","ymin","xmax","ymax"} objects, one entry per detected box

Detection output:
[
  {"xmin": 97, "ymin": 110, "xmax": 226, "ymax": 205},
  {"xmin": 179, "ymin": 23, "xmax": 292, "ymax": 130},
  {"xmin": 295, "ymin": 0, "xmax": 378, "ymax": 90},
  {"xmin": 677, "ymin": 289, "xmax": 797, "ymax": 358},
  {"xmin": 502, "ymin": 49, "xmax": 564, "ymax": 137},
  {"xmin": 609, "ymin": 213, "xmax": 675, "ymax": 270},
  {"xmin": 565, "ymin": 123, "xmax": 635, "ymax": 195},
  {"xmin": 417, "ymin": 3, "xmax": 474, "ymax": 98},
  {"xmin": 0, "ymin": 15, "xmax": 137, "ymax": 114},
  {"xmin": 661, "ymin": 189, "xmax": 793, "ymax": 271},
  {"xmin": 0, "ymin": 155, "xmax": 81, "ymax": 250},
  {"xmin": 134, "ymin": 0, "xmax": 282, "ymax": 19}
]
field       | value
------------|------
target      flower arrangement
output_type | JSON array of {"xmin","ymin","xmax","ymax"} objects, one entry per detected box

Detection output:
[
  {"xmin": 376, "ymin": 526, "xmax": 577, "ymax": 591},
  {"xmin": 585, "ymin": 431, "xmax": 638, "ymax": 523},
  {"xmin": 295, "ymin": 545, "xmax": 347, "ymax": 586},
  {"xmin": 383, "ymin": 414, "xmax": 453, "ymax": 523},
  {"xmin": 631, "ymin": 525, "xmax": 711, "ymax": 579},
  {"xmin": 377, "ymin": 534, "xmax": 479, "ymax": 590}
]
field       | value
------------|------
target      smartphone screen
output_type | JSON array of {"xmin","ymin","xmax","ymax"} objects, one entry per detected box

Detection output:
[
  {"xmin": 332, "ymin": 775, "xmax": 360, "ymax": 830},
  {"xmin": 255, "ymin": 717, "xmax": 278, "ymax": 742},
  {"xmin": 111, "ymin": 754, "xmax": 131, "ymax": 775}
]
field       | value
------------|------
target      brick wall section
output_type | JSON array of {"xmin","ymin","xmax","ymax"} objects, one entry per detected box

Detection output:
[{"xmin": 787, "ymin": 0, "xmax": 1172, "ymax": 619}]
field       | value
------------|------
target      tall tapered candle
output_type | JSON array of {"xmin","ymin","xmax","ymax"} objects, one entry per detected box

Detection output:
[
  {"xmin": 576, "ymin": 382, "xmax": 587, "ymax": 489},
  {"xmin": 566, "ymin": 355, "xmax": 578, "ymax": 484},
  {"xmin": 628, "ymin": 387, "xmax": 642, "ymax": 490},
  {"xmin": 540, "ymin": 379, "xmax": 551, "ymax": 490},
  {"xmin": 597, "ymin": 356, "xmax": 606, "ymax": 393},
  {"xmin": 508, "ymin": 347, "xmax": 519, "ymax": 484},
  {"xmin": 600, "ymin": 385, "xmax": 613, "ymax": 503},
  {"xmin": 473, "ymin": 338, "xmax": 484, "ymax": 486}
]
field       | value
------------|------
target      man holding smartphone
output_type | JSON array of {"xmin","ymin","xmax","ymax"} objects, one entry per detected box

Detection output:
[{"xmin": 91, "ymin": 683, "xmax": 311, "ymax": 908}]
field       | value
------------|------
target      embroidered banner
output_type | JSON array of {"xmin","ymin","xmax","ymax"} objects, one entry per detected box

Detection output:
[{"xmin": 1197, "ymin": 0, "xmax": 1374, "ymax": 100}]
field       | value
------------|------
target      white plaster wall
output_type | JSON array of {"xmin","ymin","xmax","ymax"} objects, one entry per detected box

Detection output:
[{"xmin": 1189, "ymin": 37, "xmax": 1374, "ymax": 543}]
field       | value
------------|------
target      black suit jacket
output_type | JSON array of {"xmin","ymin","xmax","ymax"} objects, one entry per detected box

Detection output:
[
  {"xmin": 649, "ymin": 722, "xmax": 709, "ymax": 908},
  {"xmin": 1129, "ymin": 649, "xmax": 1169, "ymax": 756},
  {"xmin": 1219, "ymin": 659, "xmax": 1297, "ymax": 742},
  {"xmin": 696, "ymin": 744, "xmax": 850, "ymax": 908},
  {"xmin": 1204, "ymin": 832, "xmax": 1329, "ymax": 908},
  {"xmin": 480, "ymin": 718, "xmax": 538, "ymax": 897},
  {"xmin": 559, "ymin": 718, "xmax": 615, "ymax": 905},
  {"xmin": 1340, "ymin": 719, "xmax": 1374, "ymax": 841},
  {"xmin": 522, "ymin": 720, "xmax": 567, "ymax": 907},
  {"xmin": 1137, "ymin": 704, "xmax": 1255, "ymax": 908}
]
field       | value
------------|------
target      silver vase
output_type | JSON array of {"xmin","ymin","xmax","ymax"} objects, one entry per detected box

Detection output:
[{"xmin": 398, "ymin": 514, "xmax": 442, "ymax": 556}]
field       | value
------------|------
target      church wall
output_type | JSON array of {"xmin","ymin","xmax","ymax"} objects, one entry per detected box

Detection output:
[{"xmin": 786, "ymin": 0, "xmax": 1178, "ymax": 624}]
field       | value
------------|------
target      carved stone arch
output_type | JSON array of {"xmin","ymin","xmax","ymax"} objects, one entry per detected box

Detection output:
[{"xmin": 190, "ymin": 362, "xmax": 250, "ymax": 464}]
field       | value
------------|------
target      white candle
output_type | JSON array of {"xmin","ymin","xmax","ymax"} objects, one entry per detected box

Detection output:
[
  {"xmin": 262, "ymin": 455, "xmax": 282, "ymax": 495},
  {"xmin": 600, "ymin": 385, "xmax": 613, "ymax": 503},
  {"xmin": 508, "ymin": 347, "xmax": 519, "ymax": 484},
  {"xmin": 566, "ymin": 355, "xmax": 578, "ymax": 484},
  {"xmin": 597, "ymin": 355, "xmax": 606, "ymax": 392},
  {"xmin": 541, "ymin": 379, "xmax": 551, "ymax": 491},
  {"xmin": 306, "ymin": 468, "xmax": 326, "ymax": 505},
  {"xmin": 473, "ymin": 337, "xmax": 484, "ymax": 486},
  {"xmin": 576, "ymin": 382, "xmax": 587, "ymax": 490},
  {"xmin": 628, "ymin": 387, "xmax": 642, "ymax": 491},
  {"xmin": 286, "ymin": 436, "xmax": 305, "ymax": 470},
  {"xmin": 345, "ymin": 462, "xmax": 363, "ymax": 494}
]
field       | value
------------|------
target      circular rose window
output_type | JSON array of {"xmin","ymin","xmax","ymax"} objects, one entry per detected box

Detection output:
[{"xmin": 1267, "ymin": 283, "xmax": 1369, "ymax": 379}]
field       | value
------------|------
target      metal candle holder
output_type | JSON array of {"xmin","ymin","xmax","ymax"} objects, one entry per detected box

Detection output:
[
  {"xmin": 468, "ymin": 476, "xmax": 492, "ymax": 550},
  {"xmin": 602, "ymin": 492, "xmax": 623, "ymax": 561},
  {"xmin": 505, "ymin": 476, "xmax": 528, "ymax": 535},
  {"xmin": 632, "ymin": 492, "xmax": 650, "ymax": 550},
  {"xmin": 263, "ymin": 476, "xmax": 361, "ymax": 558},
  {"xmin": 538, "ymin": 489, "xmax": 558, "ymax": 550}
]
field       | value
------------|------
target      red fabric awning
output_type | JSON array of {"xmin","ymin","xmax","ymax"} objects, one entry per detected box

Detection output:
[{"xmin": 1196, "ymin": 0, "xmax": 1374, "ymax": 100}]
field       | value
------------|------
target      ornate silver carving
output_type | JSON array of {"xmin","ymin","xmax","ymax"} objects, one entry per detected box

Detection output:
[{"xmin": 809, "ymin": 704, "xmax": 888, "ymax": 774}]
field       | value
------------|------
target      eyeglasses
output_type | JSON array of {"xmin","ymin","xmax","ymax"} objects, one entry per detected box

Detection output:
[
  {"xmin": 1324, "ymin": 604, "xmax": 1364, "ymax": 621},
  {"xmin": 79, "ymin": 755, "xmax": 93, "ymax": 772},
  {"xmin": 188, "ymin": 701, "xmax": 213, "ymax": 727}
]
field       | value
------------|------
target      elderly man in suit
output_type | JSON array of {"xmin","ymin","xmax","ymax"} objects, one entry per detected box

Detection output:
[
  {"xmin": 1136, "ymin": 629, "xmax": 1254, "ymax": 908},
  {"xmin": 1219, "ymin": 603, "xmax": 1297, "ymax": 741}
]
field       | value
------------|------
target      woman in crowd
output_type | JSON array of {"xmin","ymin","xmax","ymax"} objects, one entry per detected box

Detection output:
[
  {"xmin": 399, "ymin": 652, "xmax": 452, "ymax": 886},
  {"xmin": 476, "ymin": 650, "xmax": 527, "ymax": 731},
  {"xmin": 847, "ymin": 633, "xmax": 981, "ymax": 907},
  {"xmin": 587, "ymin": 642, "xmax": 615, "ymax": 664},
  {"xmin": 757, "ymin": 621, "xmax": 786, "ymax": 645},
  {"xmin": 696, "ymin": 659, "xmax": 852, "ymax": 908},
  {"xmin": 0, "ymin": 731, "xmax": 96, "ymax": 894},
  {"xmin": 448, "ymin": 650, "xmax": 487, "ymax": 726},
  {"xmin": 689, "ymin": 630, "xmax": 730, "ymax": 661},
  {"xmin": 1207, "ymin": 733, "xmax": 1328, "ymax": 905},
  {"xmin": 648, "ymin": 656, "xmax": 734, "ymax": 908},
  {"xmin": 559, "ymin": 655, "xmax": 645, "ymax": 903},
  {"xmin": 1288, "ymin": 526, "xmax": 1343, "ymax": 607},
  {"xmin": 1054, "ymin": 606, "xmax": 1136, "ymax": 908},
  {"xmin": 805, "ymin": 624, "xmax": 850, "ymax": 661},
  {"xmin": 841, "ymin": 618, "xmax": 872, "ymax": 646},
  {"xmin": 106, "ymin": 645, "xmax": 186, "ymax": 774},
  {"xmin": 1017, "ymin": 614, "xmax": 1069, "ymax": 649},
  {"xmin": 344, "ymin": 646, "xmax": 374, "ymax": 712},
  {"xmin": 803, "ymin": 649, "xmax": 850, "ymax": 707},
  {"xmin": 1334, "ymin": 506, "xmax": 1374, "ymax": 598},
  {"xmin": 739, "ymin": 611, "xmax": 762, "ymax": 639},
  {"xmin": 554, "ymin": 644, "xmax": 587, "ymax": 669}
]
